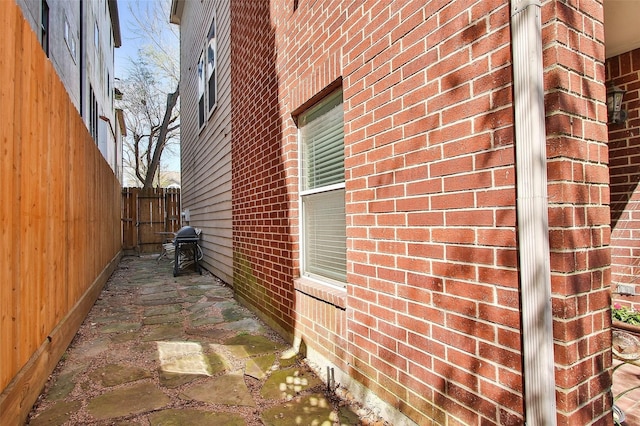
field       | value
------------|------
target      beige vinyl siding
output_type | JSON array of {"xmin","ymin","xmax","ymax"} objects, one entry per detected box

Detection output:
[{"xmin": 179, "ymin": 0, "xmax": 232, "ymax": 284}]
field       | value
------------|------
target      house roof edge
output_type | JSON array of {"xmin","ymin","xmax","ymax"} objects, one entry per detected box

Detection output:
[{"xmin": 169, "ymin": 0, "xmax": 184, "ymax": 25}]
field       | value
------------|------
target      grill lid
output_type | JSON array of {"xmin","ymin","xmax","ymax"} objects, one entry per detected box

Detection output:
[{"xmin": 174, "ymin": 226, "xmax": 200, "ymax": 241}]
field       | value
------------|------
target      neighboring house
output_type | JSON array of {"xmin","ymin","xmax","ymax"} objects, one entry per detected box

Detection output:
[
  {"xmin": 171, "ymin": 0, "xmax": 639, "ymax": 424},
  {"xmin": 161, "ymin": 170, "xmax": 182, "ymax": 189},
  {"xmin": 15, "ymin": 0, "xmax": 124, "ymax": 183},
  {"xmin": 170, "ymin": 0, "xmax": 233, "ymax": 284}
]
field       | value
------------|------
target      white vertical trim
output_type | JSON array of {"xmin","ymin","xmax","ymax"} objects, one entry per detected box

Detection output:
[{"xmin": 510, "ymin": 0, "xmax": 557, "ymax": 424}]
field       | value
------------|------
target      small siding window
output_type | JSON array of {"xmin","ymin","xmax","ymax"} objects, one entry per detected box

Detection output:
[
  {"xmin": 206, "ymin": 16, "xmax": 217, "ymax": 114},
  {"xmin": 89, "ymin": 85, "xmax": 99, "ymax": 142},
  {"xmin": 299, "ymin": 89, "xmax": 346, "ymax": 286},
  {"xmin": 41, "ymin": 0, "xmax": 49, "ymax": 56},
  {"xmin": 197, "ymin": 50, "xmax": 205, "ymax": 128},
  {"xmin": 63, "ymin": 16, "xmax": 77, "ymax": 62}
]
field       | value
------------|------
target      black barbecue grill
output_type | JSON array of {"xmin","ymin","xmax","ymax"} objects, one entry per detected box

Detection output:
[{"xmin": 173, "ymin": 226, "xmax": 202, "ymax": 277}]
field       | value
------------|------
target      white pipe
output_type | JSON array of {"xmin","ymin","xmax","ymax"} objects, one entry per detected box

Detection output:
[{"xmin": 510, "ymin": 0, "xmax": 557, "ymax": 424}]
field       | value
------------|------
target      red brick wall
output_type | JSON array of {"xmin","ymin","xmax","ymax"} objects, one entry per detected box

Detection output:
[
  {"xmin": 230, "ymin": 0, "xmax": 610, "ymax": 424},
  {"xmin": 230, "ymin": 0, "xmax": 296, "ymax": 336},
  {"xmin": 608, "ymin": 48, "xmax": 640, "ymax": 311},
  {"xmin": 542, "ymin": 2, "xmax": 611, "ymax": 424},
  {"xmin": 342, "ymin": 2, "xmax": 523, "ymax": 424}
]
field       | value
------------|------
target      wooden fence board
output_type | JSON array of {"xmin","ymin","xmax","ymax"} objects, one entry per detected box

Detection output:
[
  {"xmin": 0, "ymin": 3, "xmax": 18, "ymax": 392},
  {"xmin": 121, "ymin": 188, "xmax": 181, "ymax": 254},
  {"xmin": 0, "ymin": 2, "xmax": 122, "ymax": 423}
]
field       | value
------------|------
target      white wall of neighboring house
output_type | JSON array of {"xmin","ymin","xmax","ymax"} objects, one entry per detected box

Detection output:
[
  {"xmin": 16, "ymin": 0, "xmax": 81, "ymax": 109},
  {"xmin": 170, "ymin": 0, "xmax": 233, "ymax": 284},
  {"xmin": 15, "ymin": 0, "xmax": 124, "ymax": 183}
]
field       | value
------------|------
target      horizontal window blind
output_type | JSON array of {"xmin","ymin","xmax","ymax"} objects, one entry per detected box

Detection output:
[
  {"xmin": 299, "ymin": 89, "xmax": 346, "ymax": 286},
  {"xmin": 301, "ymin": 93, "xmax": 344, "ymax": 191},
  {"xmin": 303, "ymin": 189, "xmax": 347, "ymax": 283}
]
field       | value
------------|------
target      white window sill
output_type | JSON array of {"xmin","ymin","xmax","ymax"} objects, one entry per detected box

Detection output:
[{"xmin": 294, "ymin": 277, "xmax": 346, "ymax": 309}]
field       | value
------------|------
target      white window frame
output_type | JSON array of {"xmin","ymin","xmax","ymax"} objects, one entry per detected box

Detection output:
[
  {"xmin": 94, "ymin": 21, "xmax": 99, "ymax": 48},
  {"xmin": 206, "ymin": 14, "xmax": 217, "ymax": 118},
  {"xmin": 63, "ymin": 15, "xmax": 77, "ymax": 62},
  {"xmin": 298, "ymin": 89, "xmax": 346, "ymax": 288},
  {"xmin": 197, "ymin": 49, "xmax": 206, "ymax": 130},
  {"xmin": 198, "ymin": 14, "xmax": 217, "ymax": 131}
]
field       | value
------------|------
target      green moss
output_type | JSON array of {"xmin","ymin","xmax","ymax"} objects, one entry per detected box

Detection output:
[{"xmin": 233, "ymin": 251, "xmax": 266, "ymax": 303}]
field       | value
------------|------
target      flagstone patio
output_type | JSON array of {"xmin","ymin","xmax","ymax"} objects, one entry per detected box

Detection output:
[{"xmin": 26, "ymin": 256, "xmax": 380, "ymax": 426}]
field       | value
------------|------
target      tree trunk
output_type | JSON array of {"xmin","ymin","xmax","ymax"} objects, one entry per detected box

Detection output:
[{"xmin": 143, "ymin": 84, "xmax": 180, "ymax": 189}]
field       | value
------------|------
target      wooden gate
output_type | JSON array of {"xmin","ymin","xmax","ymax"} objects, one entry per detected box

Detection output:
[{"xmin": 122, "ymin": 187, "xmax": 181, "ymax": 254}]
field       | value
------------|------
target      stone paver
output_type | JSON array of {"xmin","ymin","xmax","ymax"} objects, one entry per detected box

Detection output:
[
  {"xmin": 180, "ymin": 373, "xmax": 256, "ymax": 407},
  {"xmin": 87, "ymin": 382, "xmax": 171, "ymax": 420},
  {"xmin": 261, "ymin": 367, "xmax": 323, "ymax": 400},
  {"xmin": 261, "ymin": 394, "xmax": 335, "ymax": 426},
  {"xmin": 225, "ymin": 334, "xmax": 286, "ymax": 358},
  {"xmin": 89, "ymin": 364, "xmax": 152, "ymax": 387},
  {"xmin": 245, "ymin": 353, "xmax": 276, "ymax": 380},
  {"xmin": 28, "ymin": 401, "xmax": 82, "ymax": 426},
  {"xmin": 26, "ymin": 256, "xmax": 363, "ymax": 425},
  {"xmin": 148, "ymin": 408, "xmax": 246, "ymax": 426}
]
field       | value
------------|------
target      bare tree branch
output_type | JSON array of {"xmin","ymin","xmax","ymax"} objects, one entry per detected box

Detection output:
[{"xmin": 118, "ymin": 0, "xmax": 180, "ymax": 188}]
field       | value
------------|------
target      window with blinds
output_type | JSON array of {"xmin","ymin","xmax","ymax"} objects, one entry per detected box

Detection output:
[{"xmin": 299, "ymin": 89, "xmax": 346, "ymax": 286}]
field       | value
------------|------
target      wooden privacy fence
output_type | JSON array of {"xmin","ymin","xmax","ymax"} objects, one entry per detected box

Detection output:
[
  {"xmin": 122, "ymin": 187, "xmax": 181, "ymax": 254},
  {"xmin": 0, "ymin": 3, "xmax": 122, "ymax": 424}
]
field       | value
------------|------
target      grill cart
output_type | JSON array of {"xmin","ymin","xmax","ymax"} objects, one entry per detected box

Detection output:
[{"xmin": 173, "ymin": 226, "xmax": 202, "ymax": 277}]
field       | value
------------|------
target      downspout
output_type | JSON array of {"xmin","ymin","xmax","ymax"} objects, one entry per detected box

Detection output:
[{"xmin": 510, "ymin": 0, "xmax": 557, "ymax": 425}]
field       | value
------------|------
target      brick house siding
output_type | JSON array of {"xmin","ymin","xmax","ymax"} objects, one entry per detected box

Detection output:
[
  {"xmin": 176, "ymin": 0, "xmax": 614, "ymax": 423},
  {"xmin": 230, "ymin": 0, "xmax": 300, "ymax": 338},
  {"xmin": 608, "ymin": 47, "xmax": 640, "ymax": 312},
  {"xmin": 543, "ymin": 2, "xmax": 612, "ymax": 424}
]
